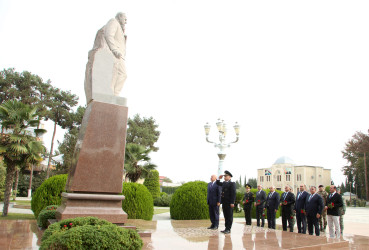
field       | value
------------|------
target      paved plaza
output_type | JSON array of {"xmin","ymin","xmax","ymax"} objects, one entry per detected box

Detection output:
[{"xmin": 1, "ymin": 203, "xmax": 369, "ymax": 249}]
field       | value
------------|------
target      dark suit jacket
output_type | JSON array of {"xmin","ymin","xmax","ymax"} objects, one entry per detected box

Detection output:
[
  {"xmin": 266, "ymin": 191, "xmax": 280, "ymax": 211},
  {"xmin": 305, "ymin": 193, "xmax": 324, "ymax": 217},
  {"xmin": 207, "ymin": 182, "xmax": 221, "ymax": 206},
  {"xmin": 216, "ymin": 180, "xmax": 236, "ymax": 204},
  {"xmin": 326, "ymin": 192, "xmax": 343, "ymax": 216},
  {"xmin": 294, "ymin": 191, "xmax": 308, "ymax": 211},
  {"xmin": 255, "ymin": 190, "xmax": 267, "ymax": 207},
  {"xmin": 280, "ymin": 192, "xmax": 295, "ymax": 211}
]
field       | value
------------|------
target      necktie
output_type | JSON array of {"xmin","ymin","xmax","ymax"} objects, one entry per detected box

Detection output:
[
  {"xmin": 269, "ymin": 193, "xmax": 272, "ymax": 198},
  {"xmin": 283, "ymin": 193, "xmax": 287, "ymax": 200},
  {"xmin": 308, "ymin": 194, "xmax": 312, "ymax": 201},
  {"xmin": 297, "ymin": 193, "xmax": 301, "ymax": 200}
]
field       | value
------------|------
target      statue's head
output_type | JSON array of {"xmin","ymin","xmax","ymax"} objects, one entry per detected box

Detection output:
[{"xmin": 116, "ymin": 12, "xmax": 127, "ymax": 26}]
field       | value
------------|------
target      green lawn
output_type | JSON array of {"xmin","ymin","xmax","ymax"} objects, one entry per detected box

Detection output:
[
  {"xmin": 0, "ymin": 213, "xmax": 35, "ymax": 220},
  {"xmin": 14, "ymin": 200, "xmax": 31, "ymax": 206},
  {"xmin": 154, "ymin": 208, "xmax": 170, "ymax": 215}
]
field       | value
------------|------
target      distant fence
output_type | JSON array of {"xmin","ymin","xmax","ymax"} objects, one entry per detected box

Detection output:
[{"xmin": 161, "ymin": 186, "xmax": 181, "ymax": 194}]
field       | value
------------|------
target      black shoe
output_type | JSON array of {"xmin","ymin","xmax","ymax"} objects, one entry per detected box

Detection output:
[
  {"xmin": 222, "ymin": 229, "xmax": 230, "ymax": 234},
  {"xmin": 207, "ymin": 226, "xmax": 214, "ymax": 229},
  {"xmin": 211, "ymin": 226, "xmax": 218, "ymax": 230}
]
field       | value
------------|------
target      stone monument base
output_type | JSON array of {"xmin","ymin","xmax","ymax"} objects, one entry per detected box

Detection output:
[{"xmin": 56, "ymin": 192, "xmax": 127, "ymax": 224}]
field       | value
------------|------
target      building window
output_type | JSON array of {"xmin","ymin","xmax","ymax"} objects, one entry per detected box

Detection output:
[
  {"xmin": 277, "ymin": 175, "xmax": 281, "ymax": 182},
  {"xmin": 260, "ymin": 176, "xmax": 264, "ymax": 182},
  {"xmin": 286, "ymin": 175, "xmax": 291, "ymax": 181},
  {"xmin": 266, "ymin": 176, "xmax": 271, "ymax": 182},
  {"xmin": 297, "ymin": 174, "xmax": 302, "ymax": 181}
]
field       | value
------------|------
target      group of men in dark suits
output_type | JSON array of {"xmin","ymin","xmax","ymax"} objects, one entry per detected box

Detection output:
[{"xmin": 207, "ymin": 171, "xmax": 343, "ymax": 238}]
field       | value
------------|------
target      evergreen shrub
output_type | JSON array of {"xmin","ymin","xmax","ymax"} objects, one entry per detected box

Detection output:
[
  {"xmin": 154, "ymin": 193, "xmax": 172, "ymax": 207},
  {"xmin": 37, "ymin": 205, "xmax": 59, "ymax": 228},
  {"xmin": 0, "ymin": 162, "xmax": 6, "ymax": 201},
  {"xmin": 122, "ymin": 182, "xmax": 154, "ymax": 220},
  {"xmin": 31, "ymin": 174, "xmax": 67, "ymax": 218},
  {"xmin": 170, "ymin": 181, "xmax": 209, "ymax": 220},
  {"xmin": 40, "ymin": 217, "xmax": 143, "ymax": 250},
  {"xmin": 143, "ymin": 170, "xmax": 160, "ymax": 199}
]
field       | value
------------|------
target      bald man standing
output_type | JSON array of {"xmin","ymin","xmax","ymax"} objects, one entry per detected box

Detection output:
[{"xmin": 207, "ymin": 174, "xmax": 221, "ymax": 229}]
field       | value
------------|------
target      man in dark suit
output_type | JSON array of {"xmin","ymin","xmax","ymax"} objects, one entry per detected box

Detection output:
[
  {"xmin": 280, "ymin": 185, "xmax": 295, "ymax": 232},
  {"xmin": 207, "ymin": 174, "xmax": 221, "ymax": 230},
  {"xmin": 305, "ymin": 186, "xmax": 324, "ymax": 236},
  {"xmin": 242, "ymin": 184, "xmax": 254, "ymax": 225},
  {"xmin": 265, "ymin": 185, "xmax": 280, "ymax": 229},
  {"xmin": 255, "ymin": 184, "xmax": 267, "ymax": 227},
  {"xmin": 294, "ymin": 184, "xmax": 308, "ymax": 234},
  {"xmin": 216, "ymin": 170, "xmax": 236, "ymax": 234},
  {"xmin": 326, "ymin": 185, "xmax": 343, "ymax": 238}
]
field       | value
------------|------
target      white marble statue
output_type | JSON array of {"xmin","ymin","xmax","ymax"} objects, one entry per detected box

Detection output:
[{"xmin": 84, "ymin": 12, "xmax": 127, "ymax": 105}]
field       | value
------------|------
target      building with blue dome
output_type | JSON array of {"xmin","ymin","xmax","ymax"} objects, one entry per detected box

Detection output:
[{"xmin": 257, "ymin": 156, "xmax": 331, "ymax": 192}]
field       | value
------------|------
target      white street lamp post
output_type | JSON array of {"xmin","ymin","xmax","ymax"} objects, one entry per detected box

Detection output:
[{"xmin": 204, "ymin": 119, "xmax": 240, "ymax": 177}]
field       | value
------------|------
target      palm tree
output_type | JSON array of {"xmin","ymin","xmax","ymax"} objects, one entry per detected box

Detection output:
[
  {"xmin": 124, "ymin": 143, "xmax": 157, "ymax": 183},
  {"xmin": 0, "ymin": 100, "xmax": 46, "ymax": 216}
]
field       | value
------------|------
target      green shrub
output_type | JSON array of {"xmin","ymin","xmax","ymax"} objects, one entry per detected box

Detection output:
[
  {"xmin": 37, "ymin": 205, "xmax": 59, "ymax": 228},
  {"xmin": 143, "ymin": 170, "xmax": 160, "ymax": 200},
  {"xmin": 170, "ymin": 181, "xmax": 209, "ymax": 220},
  {"xmin": 41, "ymin": 217, "xmax": 143, "ymax": 250},
  {"xmin": 122, "ymin": 182, "xmax": 154, "ymax": 220},
  {"xmin": 162, "ymin": 186, "xmax": 180, "ymax": 194},
  {"xmin": 154, "ymin": 193, "xmax": 172, "ymax": 207},
  {"xmin": 31, "ymin": 174, "xmax": 67, "ymax": 218}
]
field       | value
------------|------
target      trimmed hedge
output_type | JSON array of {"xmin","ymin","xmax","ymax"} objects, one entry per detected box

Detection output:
[
  {"xmin": 40, "ymin": 217, "xmax": 143, "ymax": 250},
  {"xmin": 170, "ymin": 181, "xmax": 209, "ymax": 220},
  {"xmin": 37, "ymin": 205, "xmax": 59, "ymax": 228},
  {"xmin": 161, "ymin": 186, "xmax": 180, "ymax": 195},
  {"xmin": 143, "ymin": 170, "xmax": 160, "ymax": 200},
  {"xmin": 154, "ymin": 193, "xmax": 172, "ymax": 207},
  {"xmin": 31, "ymin": 174, "xmax": 67, "ymax": 218},
  {"xmin": 122, "ymin": 182, "xmax": 154, "ymax": 220}
]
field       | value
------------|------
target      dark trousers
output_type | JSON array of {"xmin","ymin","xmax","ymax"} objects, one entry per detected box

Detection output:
[
  {"xmin": 256, "ymin": 205, "xmax": 265, "ymax": 227},
  {"xmin": 296, "ymin": 212, "xmax": 307, "ymax": 233},
  {"xmin": 209, "ymin": 204, "xmax": 219, "ymax": 227},
  {"xmin": 222, "ymin": 203, "xmax": 234, "ymax": 230},
  {"xmin": 307, "ymin": 215, "xmax": 320, "ymax": 236},
  {"xmin": 244, "ymin": 205, "xmax": 252, "ymax": 225},
  {"xmin": 267, "ymin": 208, "xmax": 276, "ymax": 229},
  {"xmin": 281, "ymin": 208, "xmax": 294, "ymax": 232}
]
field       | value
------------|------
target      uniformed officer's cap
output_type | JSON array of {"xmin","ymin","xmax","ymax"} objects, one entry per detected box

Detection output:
[
  {"xmin": 245, "ymin": 184, "xmax": 251, "ymax": 188},
  {"xmin": 224, "ymin": 170, "xmax": 233, "ymax": 177},
  {"xmin": 318, "ymin": 184, "xmax": 324, "ymax": 188}
]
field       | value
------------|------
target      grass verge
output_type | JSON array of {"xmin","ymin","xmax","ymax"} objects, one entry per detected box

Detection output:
[
  {"xmin": 154, "ymin": 208, "xmax": 170, "ymax": 215},
  {"xmin": 0, "ymin": 213, "xmax": 35, "ymax": 220}
]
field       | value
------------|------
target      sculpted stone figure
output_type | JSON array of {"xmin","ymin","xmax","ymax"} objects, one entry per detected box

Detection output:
[{"xmin": 84, "ymin": 12, "xmax": 127, "ymax": 104}]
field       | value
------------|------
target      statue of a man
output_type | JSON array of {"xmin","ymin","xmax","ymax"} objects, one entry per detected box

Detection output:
[{"xmin": 84, "ymin": 12, "xmax": 127, "ymax": 104}]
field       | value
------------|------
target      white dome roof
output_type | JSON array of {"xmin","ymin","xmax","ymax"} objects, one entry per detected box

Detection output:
[{"xmin": 274, "ymin": 156, "xmax": 295, "ymax": 165}]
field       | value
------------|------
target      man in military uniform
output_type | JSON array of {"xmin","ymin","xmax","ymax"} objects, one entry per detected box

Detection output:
[
  {"xmin": 337, "ymin": 188, "xmax": 346, "ymax": 235},
  {"xmin": 280, "ymin": 185, "xmax": 296, "ymax": 232},
  {"xmin": 255, "ymin": 184, "xmax": 267, "ymax": 227},
  {"xmin": 242, "ymin": 184, "xmax": 254, "ymax": 225},
  {"xmin": 317, "ymin": 184, "xmax": 328, "ymax": 232},
  {"xmin": 216, "ymin": 170, "xmax": 236, "ymax": 234}
]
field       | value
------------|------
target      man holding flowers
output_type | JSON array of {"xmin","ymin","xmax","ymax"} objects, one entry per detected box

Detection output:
[{"xmin": 326, "ymin": 185, "xmax": 343, "ymax": 238}]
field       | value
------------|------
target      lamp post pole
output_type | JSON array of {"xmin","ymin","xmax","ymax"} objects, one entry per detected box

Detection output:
[{"xmin": 204, "ymin": 119, "xmax": 240, "ymax": 177}]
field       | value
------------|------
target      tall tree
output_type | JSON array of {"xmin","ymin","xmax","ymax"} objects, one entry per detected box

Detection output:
[
  {"xmin": 45, "ymin": 88, "xmax": 78, "ymax": 178},
  {"xmin": 0, "ymin": 100, "xmax": 46, "ymax": 216},
  {"xmin": 55, "ymin": 106, "xmax": 86, "ymax": 174},
  {"xmin": 124, "ymin": 143, "xmax": 157, "ymax": 182},
  {"xmin": 342, "ymin": 131, "xmax": 369, "ymax": 200},
  {"xmin": 126, "ymin": 114, "xmax": 160, "ymax": 152}
]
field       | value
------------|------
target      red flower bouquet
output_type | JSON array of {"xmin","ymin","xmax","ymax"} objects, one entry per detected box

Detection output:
[
  {"xmin": 300, "ymin": 209, "xmax": 305, "ymax": 214},
  {"xmin": 327, "ymin": 202, "xmax": 334, "ymax": 209}
]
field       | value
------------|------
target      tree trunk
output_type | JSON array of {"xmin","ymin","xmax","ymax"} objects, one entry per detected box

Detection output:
[
  {"xmin": 46, "ymin": 121, "xmax": 57, "ymax": 179},
  {"xmin": 28, "ymin": 164, "xmax": 34, "ymax": 198},
  {"xmin": 2, "ymin": 163, "xmax": 16, "ymax": 217},
  {"xmin": 13, "ymin": 168, "xmax": 20, "ymax": 200},
  {"xmin": 364, "ymin": 152, "xmax": 368, "ymax": 200}
]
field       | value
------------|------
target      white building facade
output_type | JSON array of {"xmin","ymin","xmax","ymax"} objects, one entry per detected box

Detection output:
[{"xmin": 257, "ymin": 156, "xmax": 331, "ymax": 193}]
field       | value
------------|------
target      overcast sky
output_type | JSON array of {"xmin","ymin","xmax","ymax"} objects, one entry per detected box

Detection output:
[{"xmin": 1, "ymin": 0, "xmax": 368, "ymax": 185}]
